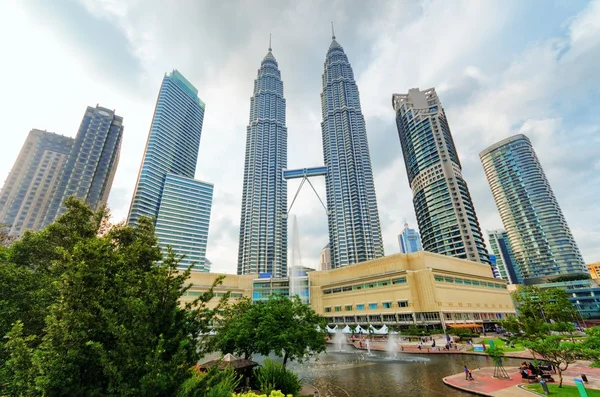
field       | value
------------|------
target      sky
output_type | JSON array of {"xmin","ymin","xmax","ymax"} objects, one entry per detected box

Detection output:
[{"xmin": 1, "ymin": 0, "xmax": 599, "ymax": 273}]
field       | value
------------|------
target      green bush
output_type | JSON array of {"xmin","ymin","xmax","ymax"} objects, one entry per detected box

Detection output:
[
  {"xmin": 205, "ymin": 384, "xmax": 235, "ymax": 397},
  {"xmin": 254, "ymin": 359, "xmax": 302, "ymax": 396},
  {"xmin": 178, "ymin": 365, "xmax": 241, "ymax": 397}
]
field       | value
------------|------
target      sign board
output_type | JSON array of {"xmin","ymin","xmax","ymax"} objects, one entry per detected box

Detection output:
[
  {"xmin": 473, "ymin": 346, "xmax": 484, "ymax": 352},
  {"xmin": 574, "ymin": 378, "xmax": 589, "ymax": 397}
]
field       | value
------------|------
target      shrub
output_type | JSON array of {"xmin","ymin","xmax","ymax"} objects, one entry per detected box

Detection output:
[
  {"xmin": 254, "ymin": 359, "xmax": 302, "ymax": 396},
  {"xmin": 178, "ymin": 365, "xmax": 241, "ymax": 397},
  {"xmin": 235, "ymin": 391, "xmax": 292, "ymax": 397}
]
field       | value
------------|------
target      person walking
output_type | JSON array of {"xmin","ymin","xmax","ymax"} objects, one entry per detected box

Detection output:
[{"xmin": 464, "ymin": 366, "xmax": 474, "ymax": 380}]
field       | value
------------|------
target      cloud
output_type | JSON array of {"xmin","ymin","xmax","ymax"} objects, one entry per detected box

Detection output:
[{"xmin": 1, "ymin": 0, "xmax": 599, "ymax": 276}]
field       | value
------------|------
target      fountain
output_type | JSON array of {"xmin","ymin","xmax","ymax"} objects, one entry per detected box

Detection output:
[
  {"xmin": 365, "ymin": 339, "xmax": 371, "ymax": 355},
  {"xmin": 333, "ymin": 329, "xmax": 346, "ymax": 352},
  {"xmin": 386, "ymin": 333, "xmax": 399, "ymax": 359}
]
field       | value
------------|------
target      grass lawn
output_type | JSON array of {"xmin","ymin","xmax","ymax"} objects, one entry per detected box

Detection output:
[
  {"xmin": 482, "ymin": 338, "xmax": 526, "ymax": 352},
  {"xmin": 526, "ymin": 383, "xmax": 600, "ymax": 396}
]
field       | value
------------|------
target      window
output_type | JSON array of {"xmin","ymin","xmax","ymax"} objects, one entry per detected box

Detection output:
[
  {"xmin": 356, "ymin": 304, "xmax": 365, "ymax": 311},
  {"xmin": 345, "ymin": 305, "xmax": 353, "ymax": 311},
  {"xmin": 334, "ymin": 306, "xmax": 342, "ymax": 312},
  {"xmin": 398, "ymin": 300, "xmax": 409, "ymax": 308},
  {"xmin": 392, "ymin": 277, "xmax": 407, "ymax": 284},
  {"xmin": 434, "ymin": 275, "xmax": 444, "ymax": 282},
  {"xmin": 369, "ymin": 303, "xmax": 378, "ymax": 310},
  {"xmin": 382, "ymin": 302, "xmax": 392, "ymax": 309},
  {"xmin": 325, "ymin": 307, "xmax": 332, "ymax": 313}
]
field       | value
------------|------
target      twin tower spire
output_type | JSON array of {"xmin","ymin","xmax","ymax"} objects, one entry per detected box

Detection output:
[{"xmin": 237, "ymin": 28, "xmax": 384, "ymax": 277}]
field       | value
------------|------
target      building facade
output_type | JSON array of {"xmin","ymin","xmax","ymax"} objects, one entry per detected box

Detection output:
[
  {"xmin": 237, "ymin": 44, "xmax": 288, "ymax": 278},
  {"xmin": 588, "ymin": 263, "xmax": 600, "ymax": 280},
  {"xmin": 310, "ymin": 252, "xmax": 515, "ymax": 329},
  {"xmin": 0, "ymin": 130, "xmax": 73, "ymax": 235},
  {"xmin": 153, "ymin": 174, "xmax": 213, "ymax": 271},
  {"xmin": 398, "ymin": 222, "xmax": 423, "ymax": 253},
  {"xmin": 480, "ymin": 134, "xmax": 586, "ymax": 284},
  {"xmin": 392, "ymin": 88, "xmax": 489, "ymax": 264},
  {"xmin": 44, "ymin": 106, "xmax": 123, "ymax": 225},
  {"xmin": 128, "ymin": 70, "xmax": 213, "ymax": 272},
  {"xmin": 321, "ymin": 33, "xmax": 384, "ymax": 268},
  {"xmin": 487, "ymin": 229, "xmax": 523, "ymax": 284},
  {"xmin": 320, "ymin": 243, "xmax": 332, "ymax": 271},
  {"xmin": 181, "ymin": 252, "xmax": 517, "ymax": 328},
  {"xmin": 128, "ymin": 71, "xmax": 205, "ymax": 225}
]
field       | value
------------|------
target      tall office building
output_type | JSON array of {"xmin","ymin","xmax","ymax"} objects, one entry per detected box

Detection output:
[
  {"xmin": 0, "ymin": 130, "xmax": 73, "ymax": 235},
  {"xmin": 487, "ymin": 229, "xmax": 522, "ymax": 284},
  {"xmin": 321, "ymin": 32, "xmax": 384, "ymax": 268},
  {"xmin": 237, "ymin": 43, "xmax": 288, "ymax": 277},
  {"xmin": 319, "ymin": 243, "xmax": 332, "ymax": 271},
  {"xmin": 480, "ymin": 134, "xmax": 586, "ymax": 283},
  {"xmin": 128, "ymin": 70, "xmax": 213, "ymax": 272},
  {"xmin": 44, "ymin": 105, "xmax": 123, "ymax": 224},
  {"xmin": 398, "ymin": 222, "xmax": 423, "ymax": 254},
  {"xmin": 488, "ymin": 255, "xmax": 502, "ymax": 279},
  {"xmin": 392, "ymin": 88, "xmax": 489, "ymax": 264}
]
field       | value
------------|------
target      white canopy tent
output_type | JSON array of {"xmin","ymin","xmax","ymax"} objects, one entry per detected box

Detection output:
[{"xmin": 341, "ymin": 325, "xmax": 352, "ymax": 334}]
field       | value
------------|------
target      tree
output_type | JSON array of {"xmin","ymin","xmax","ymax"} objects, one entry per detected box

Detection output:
[
  {"xmin": 0, "ymin": 198, "xmax": 229, "ymax": 396},
  {"xmin": 213, "ymin": 295, "xmax": 327, "ymax": 368},
  {"xmin": 211, "ymin": 297, "xmax": 261, "ymax": 360},
  {"xmin": 255, "ymin": 295, "xmax": 327, "ymax": 367},
  {"xmin": 582, "ymin": 326, "xmax": 600, "ymax": 368},
  {"xmin": 523, "ymin": 336, "xmax": 582, "ymax": 387},
  {"xmin": 511, "ymin": 286, "xmax": 579, "ymax": 325},
  {"xmin": 501, "ymin": 285, "xmax": 594, "ymax": 388},
  {"xmin": 486, "ymin": 345, "xmax": 510, "ymax": 379}
]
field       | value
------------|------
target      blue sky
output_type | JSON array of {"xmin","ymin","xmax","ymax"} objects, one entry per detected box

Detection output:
[{"xmin": 1, "ymin": 0, "xmax": 599, "ymax": 273}]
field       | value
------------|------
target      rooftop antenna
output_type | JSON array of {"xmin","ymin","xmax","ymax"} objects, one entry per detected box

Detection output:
[
  {"xmin": 269, "ymin": 33, "xmax": 272, "ymax": 51},
  {"xmin": 331, "ymin": 21, "xmax": 335, "ymax": 39}
]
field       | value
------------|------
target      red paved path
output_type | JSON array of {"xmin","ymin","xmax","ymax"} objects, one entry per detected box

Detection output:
[{"xmin": 443, "ymin": 362, "xmax": 600, "ymax": 396}]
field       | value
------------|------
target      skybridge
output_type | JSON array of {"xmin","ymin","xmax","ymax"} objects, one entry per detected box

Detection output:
[{"xmin": 282, "ymin": 166, "xmax": 329, "ymax": 217}]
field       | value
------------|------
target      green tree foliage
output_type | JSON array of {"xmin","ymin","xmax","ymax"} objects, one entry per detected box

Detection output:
[
  {"xmin": 582, "ymin": 326, "xmax": 600, "ymax": 368},
  {"xmin": 213, "ymin": 295, "xmax": 327, "ymax": 368},
  {"xmin": 512, "ymin": 286, "xmax": 579, "ymax": 324},
  {"xmin": 211, "ymin": 297, "xmax": 261, "ymax": 359},
  {"xmin": 0, "ymin": 197, "xmax": 228, "ymax": 396},
  {"xmin": 501, "ymin": 285, "xmax": 594, "ymax": 388},
  {"xmin": 524, "ymin": 336, "xmax": 580, "ymax": 387},
  {"xmin": 177, "ymin": 366, "xmax": 241, "ymax": 397}
]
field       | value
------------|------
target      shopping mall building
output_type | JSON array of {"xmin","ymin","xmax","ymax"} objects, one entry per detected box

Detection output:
[{"xmin": 181, "ymin": 251, "xmax": 517, "ymax": 331}]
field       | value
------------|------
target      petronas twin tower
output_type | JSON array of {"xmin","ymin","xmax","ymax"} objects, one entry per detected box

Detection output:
[{"xmin": 237, "ymin": 33, "xmax": 384, "ymax": 277}]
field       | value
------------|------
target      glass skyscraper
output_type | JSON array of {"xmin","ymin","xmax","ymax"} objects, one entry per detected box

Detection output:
[
  {"xmin": 0, "ymin": 129, "xmax": 73, "ymax": 235},
  {"xmin": 487, "ymin": 229, "xmax": 523, "ymax": 284},
  {"xmin": 392, "ymin": 88, "xmax": 489, "ymax": 264},
  {"xmin": 398, "ymin": 223, "xmax": 423, "ymax": 254},
  {"xmin": 480, "ymin": 134, "xmax": 586, "ymax": 284},
  {"xmin": 321, "ymin": 33, "xmax": 384, "ymax": 268},
  {"xmin": 153, "ymin": 174, "xmax": 213, "ymax": 271},
  {"xmin": 44, "ymin": 105, "xmax": 123, "ymax": 225},
  {"xmin": 237, "ymin": 44, "xmax": 288, "ymax": 278},
  {"xmin": 128, "ymin": 70, "xmax": 213, "ymax": 272}
]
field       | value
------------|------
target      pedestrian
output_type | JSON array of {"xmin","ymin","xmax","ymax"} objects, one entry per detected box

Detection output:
[{"xmin": 464, "ymin": 365, "xmax": 475, "ymax": 380}]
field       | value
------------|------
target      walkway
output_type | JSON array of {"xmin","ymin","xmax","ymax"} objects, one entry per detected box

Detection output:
[
  {"xmin": 443, "ymin": 361, "xmax": 600, "ymax": 396},
  {"xmin": 346, "ymin": 339, "xmax": 542, "ymax": 359}
]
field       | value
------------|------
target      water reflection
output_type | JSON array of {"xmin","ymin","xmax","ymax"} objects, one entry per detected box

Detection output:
[{"xmin": 288, "ymin": 346, "xmax": 523, "ymax": 397}]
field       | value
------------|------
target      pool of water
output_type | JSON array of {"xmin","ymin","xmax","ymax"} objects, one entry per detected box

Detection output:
[{"xmin": 286, "ymin": 345, "xmax": 524, "ymax": 397}]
